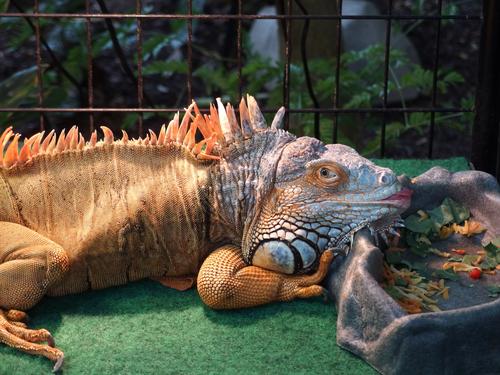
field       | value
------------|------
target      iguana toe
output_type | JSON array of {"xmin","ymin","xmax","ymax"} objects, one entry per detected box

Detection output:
[
  {"xmin": 0, "ymin": 309, "xmax": 64, "ymax": 370},
  {"xmin": 6, "ymin": 309, "xmax": 29, "ymax": 322}
]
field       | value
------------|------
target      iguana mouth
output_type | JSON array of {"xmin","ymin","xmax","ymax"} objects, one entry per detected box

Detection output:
[{"xmin": 380, "ymin": 187, "xmax": 413, "ymax": 205}]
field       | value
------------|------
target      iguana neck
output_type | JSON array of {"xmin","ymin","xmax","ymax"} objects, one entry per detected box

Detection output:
[{"xmin": 208, "ymin": 130, "xmax": 296, "ymax": 248}]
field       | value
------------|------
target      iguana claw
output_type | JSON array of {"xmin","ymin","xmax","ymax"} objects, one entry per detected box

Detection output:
[
  {"xmin": 47, "ymin": 334, "xmax": 56, "ymax": 348},
  {"xmin": 53, "ymin": 353, "xmax": 64, "ymax": 373}
]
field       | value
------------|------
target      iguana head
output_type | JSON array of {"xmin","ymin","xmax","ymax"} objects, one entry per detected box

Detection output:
[
  {"xmin": 240, "ymin": 136, "xmax": 411, "ymax": 274},
  {"xmin": 204, "ymin": 96, "xmax": 411, "ymax": 274}
]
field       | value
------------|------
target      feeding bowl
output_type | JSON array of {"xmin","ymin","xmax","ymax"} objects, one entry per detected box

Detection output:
[{"xmin": 327, "ymin": 167, "xmax": 500, "ymax": 375}]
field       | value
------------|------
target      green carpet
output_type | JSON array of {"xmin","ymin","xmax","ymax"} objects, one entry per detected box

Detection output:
[
  {"xmin": 0, "ymin": 158, "xmax": 470, "ymax": 374},
  {"xmin": 372, "ymin": 157, "xmax": 470, "ymax": 177}
]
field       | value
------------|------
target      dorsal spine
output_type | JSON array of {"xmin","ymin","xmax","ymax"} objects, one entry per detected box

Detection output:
[{"xmin": 0, "ymin": 95, "xmax": 284, "ymax": 170}]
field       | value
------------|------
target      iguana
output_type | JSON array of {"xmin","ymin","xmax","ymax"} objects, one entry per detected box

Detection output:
[{"xmin": 0, "ymin": 95, "xmax": 411, "ymax": 371}]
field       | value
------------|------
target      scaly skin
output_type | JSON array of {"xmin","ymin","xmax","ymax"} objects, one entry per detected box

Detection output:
[
  {"xmin": 198, "ymin": 245, "xmax": 333, "ymax": 309},
  {"xmin": 0, "ymin": 95, "xmax": 410, "ymax": 370}
]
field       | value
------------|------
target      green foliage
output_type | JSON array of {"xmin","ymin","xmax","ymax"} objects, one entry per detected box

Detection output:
[
  {"xmin": 403, "ymin": 198, "xmax": 470, "ymax": 258},
  {"xmin": 0, "ymin": 0, "xmax": 8, "ymax": 12}
]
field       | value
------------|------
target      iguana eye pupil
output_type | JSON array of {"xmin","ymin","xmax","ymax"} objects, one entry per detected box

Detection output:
[{"xmin": 320, "ymin": 167, "xmax": 336, "ymax": 179}]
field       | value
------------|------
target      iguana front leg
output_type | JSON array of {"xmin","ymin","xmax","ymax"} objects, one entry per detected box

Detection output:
[
  {"xmin": 197, "ymin": 245, "xmax": 334, "ymax": 309},
  {"xmin": 0, "ymin": 221, "xmax": 69, "ymax": 371}
]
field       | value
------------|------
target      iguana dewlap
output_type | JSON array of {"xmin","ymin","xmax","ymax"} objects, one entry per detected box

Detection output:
[{"xmin": 0, "ymin": 96, "xmax": 411, "ymax": 371}]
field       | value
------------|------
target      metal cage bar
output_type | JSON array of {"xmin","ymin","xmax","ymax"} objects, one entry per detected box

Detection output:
[
  {"xmin": 85, "ymin": 0, "xmax": 94, "ymax": 132},
  {"xmin": 283, "ymin": 0, "xmax": 292, "ymax": 130},
  {"xmin": 33, "ymin": 0, "xmax": 44, "ymax": 131},
  {"xmin": 380, "ymin": 0, "xmax": 393, "ymax": 157},
  {"xmin": 472, "ymin": 0, "xmax": 500, "ymax": 179},
  {"xmin": 237, "ymin": 0, "xmax": 243, "ymax": 99},
  {"xmin": 332, "ymin": 0, "xmax": 343, "ymax": 144},
  {"xmin": 136, "ymin": 0, "xmax": 144, "ymax": 136},
  {"xmin": 0, "ymin": 107, "xmax": 474, "ymax": 114},
  {"xmin": 427, "ymin": 0, "xmax": 444, "ymax": 158},
  {"xmin": 187, "ymin": 0, "xmax": 193, "ymax": 103},
  {"xmin": 0, "ymin": 12, "xmax": 482, "ymax": 20}
]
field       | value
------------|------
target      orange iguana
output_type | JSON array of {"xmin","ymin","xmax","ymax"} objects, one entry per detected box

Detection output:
[{"xmin": 0, "ymin": 95, "xmax": 411, "ymax": 371}]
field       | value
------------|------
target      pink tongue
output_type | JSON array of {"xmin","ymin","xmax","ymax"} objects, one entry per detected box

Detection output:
[{"xmin": 384, "ymin": 188, "xmax": 413, "ymax": 201}]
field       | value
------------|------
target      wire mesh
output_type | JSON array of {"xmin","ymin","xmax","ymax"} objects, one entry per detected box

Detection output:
[{"xmin": 0, "ymin": 1, "xmax": 484, "ymax": 160}]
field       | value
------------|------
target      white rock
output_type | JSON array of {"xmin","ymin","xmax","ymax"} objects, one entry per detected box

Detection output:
[{"xmin": 248, "ymin": 6, "xmax": 280, "ymax": 65}]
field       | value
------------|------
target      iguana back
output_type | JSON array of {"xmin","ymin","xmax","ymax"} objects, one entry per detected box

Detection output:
[{"xmin": 0, "ymin": 127, "xmax": 215, "ymax": 295}]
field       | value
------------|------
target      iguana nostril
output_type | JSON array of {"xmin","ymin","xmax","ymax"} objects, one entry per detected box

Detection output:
[{"xmin": 379, "ymin": 173, "xmax": 394, "ymax": 185}]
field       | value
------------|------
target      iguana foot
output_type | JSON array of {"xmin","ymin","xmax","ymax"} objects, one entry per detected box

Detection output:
[
  {"xmin": 198, "ymin": 246, "xmax": 334, "ymax": 309},
  {"xmin": 0, "ymin": 309, "xmax": 64, "ymax": 372},
  {"xmin": 280, "ymin": 249, "xmax": 334, "ymax": 301}
]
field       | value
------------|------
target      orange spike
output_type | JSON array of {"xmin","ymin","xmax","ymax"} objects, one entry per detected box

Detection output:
[
  {"xmin": 239, "ymin": 98, "xmax": 252, "ymax": 137},
  {"xmin": 193, "ymin": 100, "xmax": 203, "ymax": 119},
  {"xmin": 143, "ymin": 135, "xmax": 150, "ymax": 146},
  {"xmin": 40, "ymin": 129, "xmax": 55, "ymax": 152},
  {"xmin": 192, "ymin": 138, "xmax": 207, "ymax": 156},
  {"xmin": 195, "ymin": 114, "xmax": 211, "ymax": 140},
  {"xmin": 158, "ymin": 124, "xmax": 166, "ymax": 145},
  {"xmin": 171, "ymin": 113, "xmax": 180, "ymax": 140},
  {"xmin": 0, "ymin": 126, "xmax": 13, "ymax": 148},
  {"xmin": 56, "ymin": 129, "xmax": 66, "ymax": 153},
  {"xmin": 216, "ymin": 98, "xmax": 232, "ymax": 142},
  {"xmin": 197, "ymin": 153, "xmax": 220, "ymax": 161},
  {"xmin": 66, "ymin": 126, "xmax": 78, "ymax": 150},
  {"xmin": 30, "ymin": 132, "xmax": 44, "ymax": 156},
  {"xmin": 0, "ymin": 129, "xmax": 13, "ymax": 164},
  {"xmin": 165, "ymin": 120, "xmax": 173, "ymax": 141},
  {"xmin": 21, "ymin": 134, "xmax": 37, "ymax": 154},
  {"xmin": 209, "ymin": 104, "xmax": 224, "ymax": 141},
  {"xmin": 209, "ymin": 104, "xmax": 218, "ymax": 129},
  {"xmin": 90, "ymin": 130, "xmax": 97, "ymax": 147},
  {"xmin": 46, "ymin": 132, "xmax": 57, "ymax": 154},
  {"xmin": 173, "ymin": 111, "xmax": 180, "ymax": 127},
  {"xmin": 0, "ymin": 128, "xmax": 13, "ymax": 161},
  {"xmin": 121, "ymin": 130, "xmax": 129, "ymax": 144},
  {"xmin": 177, "ymin": 103, "xmax": 194, "ymax": 143},
  {"xmin": 78, "ymin": 133, "xmax": 85, "ymax": 150},
  {"xmin": 3, "ymin": 134, "xmax": 20, "ymax": 168},
  {"xmin": 188, "ymin": 123, "xmax": 197, "ymax": 149},
  {"xmin": 100, "ymin": 126, "xmax": 114, "ymax": 145},
  {"xmin": 71, "ymin": 126, "xmax": 79, "ymax": 149},
  {"xmin": 226, "ymin": 103, "xmax": 241, "ymax": 139},
  {"xmin": 183, "ymin": 123, "xmax": 197, "ymax": 149},
  {"xmin": 148, "ymin": 129, "xmax": 158, "ymax": 145},
  {"xmin": 18, "ymin": 142, "xmax": 31, "ymax": 163},
  {"xmin": 65, "ymin": 126, "xmax": 75, "ymax": 147},
  {"xmin": 203, "ymin": 114, "xmax": 216, "ymax": 137},
  {"xmin": 204, "ymin": 134, "xmax": 218, "ymax": 156}
]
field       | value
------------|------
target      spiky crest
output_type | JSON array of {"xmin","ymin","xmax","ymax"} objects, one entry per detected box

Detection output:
[{"xmin": 0, "ymin": 95, "xmax": 286, "ymax": 170}]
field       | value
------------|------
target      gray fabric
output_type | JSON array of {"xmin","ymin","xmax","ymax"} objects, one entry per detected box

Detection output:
[{"xmin": 327, "ymin": 168, "xmax": 500, "ymax": 375}]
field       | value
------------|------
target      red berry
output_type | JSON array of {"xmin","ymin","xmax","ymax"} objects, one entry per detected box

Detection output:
[{"xmin": 469, "ymin": 268, "xmax": 481, "ymax": 280}]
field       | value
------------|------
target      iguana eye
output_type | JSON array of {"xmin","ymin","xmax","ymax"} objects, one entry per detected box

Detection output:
[
  {"xmin": 318, "ymin": 167, "xmax": 338, "ymax": 181},
  {"xmin": 305, "ymin": 160, "xmax": 347, "ymax": 188}
]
